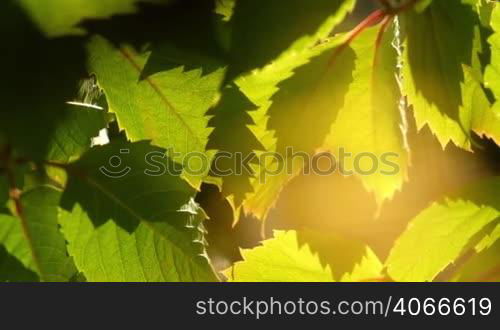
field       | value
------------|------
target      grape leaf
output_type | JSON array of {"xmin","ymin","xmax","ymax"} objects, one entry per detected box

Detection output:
[
  {"xmin": 402, "ymin": 0, "xmax": 499, "ymax": 149},
  {"xmin": 240, "ymin": 39, "xmax": 354, "ymax": 219},
  {"xmin": 326, "ymin": 22, "xmax": 409, "ymax": 204},
  {"xmin": 87, "ymin": 36, "xmax": 225, "ymax": 186},
  {"xmin": 268, "ymin": 44, "xmax": 354, "ymax": 156},
  {"xmin": 224, "ymin": 231, "xmax": 334, "ymax": 282},
  {"xmin": 46, "ymin": 104, "xmax": 107, "ymax": 163},
  {"xmin": 340, "ymin": 248, "xmax": 384, "ymax": 282},
  {"xmin": 474, "ymin": 0, "xmax": 497, "ymax": 28},
  {"xmin": 386, "ymin": 178, "xmax": 500, "ymax": 282},
  {"xmin": 215, "ymin": 0, "xmax": 235, "ymax": 21},
  {"xmin": 453, "ymin": 224, "xmax": 500, "ymax": 282},
  {"xmin": 234, "ymin": 2, "xmax": 356, "ymax": 218},
  {"xmin": 59, "ymin": 141, "xmax": 217, "ymax": 281},
  {"xmin": 225, "ymin": 230, "xmax": 383, "ymax": 282},
  {"xmin": 485, "ymin": 6, "xmax": 500, "ymax": 129},
  {"xmin": 452, "ymin": 237, "xmax": 500, "ymax": 282},
  {"xmin": 458, "ymin": 0, "xmax": 496, "ymax": 28},
  {"xmin": 297, "ymin": 229, "xmax": 384, "ymax": 281},
  {"xmin": 202, "ymin": 0, "xmax": 355, "ymax": 216},
  {"xmin": 466, "ymin": 67, "xmax": 500, "ymax": 144},
  {"xmin": 476, "ymin": 223, "xmax": 500, "ymax": 253},
  {"xmin": 226, "ymin": 0, "xmax": 356, "ymax": 81},
  {"xmin": 0, "ymin": 186, "xmax": 77, "ymax": 282},
  {"xmin": 242, "ymin": 21, "xmax": 407, "ymax": 215}
]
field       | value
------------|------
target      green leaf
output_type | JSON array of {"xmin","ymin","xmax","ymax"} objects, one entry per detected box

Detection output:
[
  {"xmin": 463, "ymin": 0, "xmax": 497, "ymax": 28},
  {"xmin": 235, "ymin": 49, "xmax": 322, "ymax": 217},
  {"xmin": 215, "ymin": 0, "xmax": 235, "ymax": 21},
  {"xmin": 476, "ymin": 223, "xmax": 500, "ymax": 253},
  {"xmin": 0, "ymin": 186, "xmax": 77, "ymax": 282},
  {"xmin": 233, "ymin": 1, "xmax": 355, "ymax": 218},
  {"xmin": 466, "ymin": 66, "xmax": 500, "ymax": 144},
  {"xmin": 226, "ymin": 0, "xmax": 356, "ymax": 80},
  {"xmin": 59, "ymin": 141, "xmax": 217, "ymax": 282},
  {"xmin": 46, "ymin": 105, "xmax": 107, "ymax": 163},
  {"xmin": 225, "ymin": 230, "xmax": 383, "ymax": 282},
  {"xmin": 401, "ymin": 0, "xmax": 494, "ymax": 149},
  {"xmin": 268, "ymin": 43, "xmax": 354, "ymax": 156},
  {"xmin": 201, "ymin": 0, "xmax": 355, "ymax": 215},
  {"xmin": 224, "ymin": 231, "xmax": 334, "ymax": 282},
  {"xmin": 386, "ymin": 178, "xmax": 500, "ymax": 282},
  {"xmin": 326, "ymin": 22, "xmax": 409, "ymax": 204},
  {"xmin": 241, "ymin": 37, "xmax": 354, "ymax": 218},
  {"xmin": 452, "ymin": 216, "xmax": 500, "ymax": 282},
  {"xmin": 485, "ymin": 6, "xmax": 500, "ymax": 131},
  {"xmin": 452, "ymin": 238, "xmax": 500, "ymax": 282},
  {"xmin": 87, "ymin": 35, "xmax": 225, "ymax": 186},
  {"xmin": 297, "ymin": 229, "xmax": 384, "ymax": 281},
  {"xmin": 340, "ymin": 248, "xmax": 384, "ymax": 282}
]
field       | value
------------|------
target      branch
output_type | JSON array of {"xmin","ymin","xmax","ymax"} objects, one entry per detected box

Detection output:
[{"xmin": 2, "ymin": 147, "xmax": 43, "ymax": 277}]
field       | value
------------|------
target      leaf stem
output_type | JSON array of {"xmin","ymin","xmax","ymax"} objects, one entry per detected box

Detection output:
[
  {"xmin": 328, "ymin": 9, "xmax": 387, "ymax": 68},
  {"xmin": 3, "ymin": 147, "xmax": 44, "ymax": 278},
  {"xmin": 328, "ymin": 0, "xmax": 421, "ymax": 68}
]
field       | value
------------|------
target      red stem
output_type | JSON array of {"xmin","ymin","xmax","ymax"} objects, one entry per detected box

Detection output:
[
  {"xmin": 328, "ymin": 0, "xmax": 421, "ymax": 68},
  {"xmin": 327, "ymin": 9, "xmax": 387, "ymax": 68}
]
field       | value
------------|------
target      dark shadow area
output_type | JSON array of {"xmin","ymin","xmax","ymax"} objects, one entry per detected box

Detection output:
[
  {"xmin": 0, "ymin": 246, "xmax": 39, "ymax": 282},
  {"xmin": 227, "ymin": 0, "xmax": 355, "ymax": 81},
  {"xmin": 0, "ymin": 0, "xmax": 88, "ymax": 161},
  {"xmin": 297, "ymin": 229, "xmax": 368, "ymax": 279},
  {"xmin": 404, "ymin": 0, "xmax": 478, "ymax": 121},
  {"xmin": 60, "ymin": 141, "xmax": 189, "ymax": 233},
  {"xmin": 196, "ymin": 183, "xmax": 262, "ymax": 271},
  {"xmin": 333, "ymin": 0, "xmax": 379, "ymax": 34},
  {"xmin": 81, "ymin": 0, "xmax": 226, "ymax": 78},
  {"xmin": 207, "ymin": 84, "xmax": 265, "ymax": 206}
]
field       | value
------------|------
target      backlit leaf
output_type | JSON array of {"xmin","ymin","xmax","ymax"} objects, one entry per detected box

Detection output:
[
  {"xmin": 225, "ymin": 231, "xmax": 334, "ymax": 282},
  {"xmin": 326, "ymin": 22, "xmax": 409, "ymax": 204},
  {"xmin": 387, "ymin": 178, "xmax": 500, "ymax": 282},
  {"xmin": 59, "ymin": 141, "xmax": 217, "ymax": 281},
  {"xmin": 87, "ymin": 36, "xmax": 225, "ymax": 186},
  {"xmin": 0, "ymin": 186, "xmax": 77, "ymax": 282},
  {"xmin": 485, "ymin": 6, "xmax": 500, "ymax": 139},
  {"xmin": 402, "ymin": 0, "xmax": 500, "ymax": 148}
]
